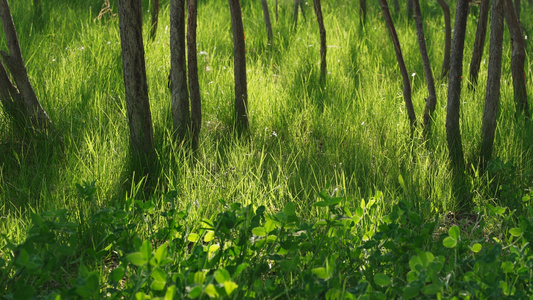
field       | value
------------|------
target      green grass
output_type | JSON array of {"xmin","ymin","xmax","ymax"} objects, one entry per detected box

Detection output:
[{"xmin": 1, "ymin": 0, "xmax": 533, "ymax": 298}]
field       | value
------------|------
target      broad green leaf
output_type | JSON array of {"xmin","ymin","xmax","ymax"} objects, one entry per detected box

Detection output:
[
  {"xmin": 204, "ymin": 231, "xmax": 215, "ymax": 242},
  {"xmin": 284, "ymin": 202, "xmax": 296, "ymax": 216},
  {"xmin": 442, "ymin": 237, "xmax": 457, "ymax": 248},
  {"xmin": 234, "ymin": 263, "xmax": 248, "ymax": 278},
  {"xmin": 509, "ymin": 227, "xmax": 523, "ymax": 237},
  {"xmin": 151, "ymin": 279, "xmax": 166, "ymax": 291},
  {"xmin": 188, "ymin": 286, "xmax": 203, "ymax": 299},
  {"xmin": 215, "ymin": 268, "xmax": 231, "ymax": 284},
  {"xmin": 16, "ymin": 249, "xmax": 29, "ymax": 267},
  {"xmin": 223, "ymin": 281, "xmax": 238, "ymax": 296},
  {"xmin": 328, "ymin": 197, "xmax": 342, "ymax": 206},
  {"xmin": 314, "ymin": 201, "xmax": 328, "ymax": 207},
  {"xmin": 374, "ymin": 273, "xmax": 391, "ymax": 287},
  {"xmin": 409, "ymin": 255, "xmax": 422, "ymax": 272},
  {"xmin": 134, "ymin": 292, "xmax": 146, "ymax": 300},
  {"xmin": 448, "ymin": 225, "xmax": 460, "ymax": 241},
  {"xmin": 208, "ymin": 244, "xmax": 220, "ymax": 253},
  {"xmin": 205, "ymin": 283, "xmax": 219, "ymax": 298},
  {"xmin": 165, "ymin": 285, "xmax": 176, "ymax": 300},
  {"xmin": 154, "ymin": 243, "xmax": 168, "ymax": 266},
  {"xmin": 470, "ymin": 243, "xmax": 482, "ymax": 253},
  {"xmin": 501, "ymin": 261, "xmax": 514, "ymax": 273},
  {"xmin": 110, "ymin": 266, "xmax": 125, "ymax": 282},
  {"xmin": 126, "ymin": 252, "xmax": 148, "ymax": 266},
  {"xmin": 140, "ymin": 240, "xmax": 152, "ymax": 260},
  {"xmin": 422, "ymin": 283, "xmax": 441, "ymax": 295},
  {"xmin": 403, "ymin": 284, "xmax": 421, "ymax": 299},
  {"xmin": 408, "ymin": 212, "xmax": 422, "ymax": 226},
  {"xmin": 188, "ymin": 233, "xmax": 200, "ymax": 243},
  {"xmin": 252, "ymin": 227, "xmax": 267, "ymax": 237},
  {"xmin": 151, "ymin": 268, "xmax": 167, "ymax": 282},
  {"xmin": 193, "ymin": 271, "xmax": 205, "ymax": 284},
  {"xmin": 312, "ymin": 267, "xmax": 330, "ymax": 280}
]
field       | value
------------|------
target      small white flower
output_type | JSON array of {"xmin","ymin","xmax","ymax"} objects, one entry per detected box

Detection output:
[{"xmin": 411, "ymin": 73, "xmax": 416, "ymax": 77}]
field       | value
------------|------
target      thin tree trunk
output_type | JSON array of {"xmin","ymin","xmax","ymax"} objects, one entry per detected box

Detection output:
[
  {"xmin": 229, "ymin": 0, "xmax": 249, "ymax": 132},
  {"xmin": 275, "ymin": 0, "xmax": 278, "ymax": 22},
  {"xmin": 0, "ymin": 0, "xmax": 51, "ymax": 131},
  {"xmin": 480, "ymin": 0, "xmax": 504, "ymax": 169},
  {"xmin": 170, "ymin": 0, "xmax": 190, "ymax": 142},
  {"xmin": 117, "ymin": 0, "xmax": 156, "ymax": 167},
  {"xmin": 261, "ymin": 0, "xmax": 273, "ymax": 43},
  {"xmin": 313, "ymin": 0, "xmax": 326, "ymax": 84},
  {"xmin": 407, "ymin": 0, "xmax": 413, "ymax": 19},
  {"xmin": 188, "ymin": 0, "xmax": 201, "ymax": 148},
  {"xmin": 300, "ymin": 0, "xmax": 306, "ymax": 21},
  {"xmin": 150, "ymin": 0, "xmax": 160, "ymax": 40},
  {"xmin": 378, "ymin": 0, "xmax": 417, "ymax": 131},
  {"xmin": 294, "ymin": 0, "xmax": 299, "ymax": 28},
  {"xmin": 446, "ymin": 0, "xmax": 470, "ymax": 209},
  {"xmin": 468, "ymin": 0, "xmax": 490, "ymax": 87},
  {"xmin": 436, "ymin": 0, "xmax": 451, "ymax": 79},
  {"xmin": 393, "ymin": 0, "xmax": 400, "ymax": 15},
  {"xmin": 413, "ymin": 0, "xmax": 437, "ymax": 136},
  {"xmin": 360, "ymin": 0, "xmax": 367, "ymax": 24},
  {"xmin": 504, "ymin": 0, "xmax": 529, "ymax": 118},
  {"xmin": 0, "ymin": 61, "xmax": 25, "ymax": 129}
]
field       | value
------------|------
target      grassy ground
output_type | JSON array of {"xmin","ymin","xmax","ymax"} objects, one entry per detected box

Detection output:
[{"xmin": 1, "ymin": 0, "xmax": 533, "ymax": 298}]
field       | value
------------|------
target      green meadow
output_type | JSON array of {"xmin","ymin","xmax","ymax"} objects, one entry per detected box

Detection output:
[{"xmin": 1, "ymin": 0, "xmax": 533, "ymax": 298}]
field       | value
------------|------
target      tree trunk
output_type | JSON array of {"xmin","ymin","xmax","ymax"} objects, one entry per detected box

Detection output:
[
  {"xmin": 229, "ymin": 0, "xmax": 249, "ymax": 132},
  {"xmin": 468, "ymin": 0, "xmax": 490, "ymax": 87},
  {"xmin": 504, "ymin": 0, "xmax": 529, "ymax": 118},
  {"xmin": 117, "ymin": 0, "xmax": 156, "ymax": 168},
  {"xmin": 407, "ymin": 0, "xmax": 413, "ymax": 19},
  {"xmin": 170, "ymin": 0, "xmax": 190, "ymax": 142},
  {"xmin": 300, "ymin": 0, "xmax": 306, "ymax": 21},
  {"xmin": 446, "ymin": 0, "xmax": 470, "ymax": 209},
  {"xmin": 275, "ymin": 0, "xmax": 278, "ymax": 22},
  {"xmin": 360, "ymin": 0, "xmax": 367, "ymax": 24},
  {"xmin": 480, "ymin": 0, "xmax": 504, "ymax": 169},
  {"xmin": 436, "ymin": 0, "xmax": 451, "ymax": 79},
  {"xmin": 413, "ymin": 0, "xmax": 437, "ymax": 136},
  {"xmin": 313, "ymin": 0, "xmax": 326, "ymax": 84},
  {"xmin": 0, "ymin": 0, "xmax": 52, "ymax": 132},
  {"xmin": 293, "ymin": 0, "xmax": 299, "ymax": 28},
  {"xmin": 261, "ymin": 0, "xmax": 273, "ymax": 43},
  {"xmin": 378, "ymin": 0, "xmax": 417, "ymax": 131},
  {"xmin": 188, "ymin": 0, "xmax": 201, "ymax": 149},
  {"xmin": 150, "ymin": 0, "xmax": 160, "ymax": 40},
  {"xmin": 393, "ymin": 0, "xmax": 400, "ymax": 15}
]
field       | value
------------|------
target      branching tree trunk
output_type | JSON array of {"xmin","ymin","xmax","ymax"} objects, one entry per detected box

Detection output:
[
  {"xmin": 313, "ymin": 0, "xmax": 326, "ymax": 84},
  {"xmin": 0, "ymin": 0, "xmax": 52, "ymax": 132},
  {"xmin": 436, "ymin": 0, "xmax": 451, "ymax": 79},
  {"xmin": 117, "ymin": 0, "xmax": 156, "ymax": 169},
  {"xmin": 188, "ymin": 0, "xmax": 202, "ymax": 148},
  {"xmin": 261, "ymin": 0, "xmax": 273, "ymax": 43},
  {"xmin": 480, "ymin": 0, "xmax": 504, "ymax": 169},
  {"xmin": 468, "ymin": 0, "xmax": 490, "ymax": 87},
  {"xmin": 170, "ymin": 0, "xmax": 190, "ymax": 142},
  {"xmin": 378, "ymin": 0, "xmax": 417, "ymax": 131},
  {"xmin": 413, "ymin": 0, "xmax": 437, "ymax": 136},
  {"xmin": 150, "ymin": 0, "xmax": 160, "ymax": 40},
  {"xmin": 504, "ymin": 0, "xmax": 529, "ymax": 118},
  {"xmin": 446, "ymin": 0, "xmax": 470, "ymax": 209},
  {"xmin": 229, "ymin": 0, "xmax": 249, "ymax": 132}
]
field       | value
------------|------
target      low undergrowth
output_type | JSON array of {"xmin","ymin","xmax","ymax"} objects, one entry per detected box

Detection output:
[{"xmin": 1, "ymin": 184, "xmax": 532, "ymax": 299}]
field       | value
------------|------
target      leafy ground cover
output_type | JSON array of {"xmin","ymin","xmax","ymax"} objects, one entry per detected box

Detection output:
[{"xmin": 1, "ymin": 0, "xmax": 533, "ymax": 298}]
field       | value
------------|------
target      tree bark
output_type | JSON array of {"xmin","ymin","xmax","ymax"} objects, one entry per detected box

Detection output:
[
  {"xmin": 275, "ymin": 0, "xmax": 278, "ymax": 22},
  {"xmin": 117, "ymin": 0, "xmax": 156, "ymax": 167},
  {"xmin": 378, "ymin": 0, "xmax": 417, "ymax": 131},
  {"xmin": 446, "ymin": 0, "xmax": 470, "ymax": 209},
  {"xmin": 188, "ymin": 0, "xmax": 201, "ymax": 149},
  {"xmin": 293, "ymin": 0, "xmax": 299, "ymax": 28},
  {"xmin": 150, "ymin": 0, "xmax": 160, "ymax": 40},
  {"xmin": 436, "ymin": 0, "xmax": 451, "ymax": 79},
  {"xmin": 413, "ymin": 0, "xmax": 437, "ymax": 136},
  {"xmin": 313, "ymin": 0, "xmax": 326, "ymax": 84},
  {"xmin": 170, "ymin": 0, "xmax": 190, "ymax": 142},
  {"xmin": 229, "ymin": 0, "xmax": 249, "ymax": 132},
  {"xmin": 360, "ymin": 0, "xmax": 367, "ymax": 24},
  {"xmin": 480, "ymin": 0, "xmax": 504, "ymax": 169},
  {"xmin": 0, "ymin": 0, "xmax": 52, "ymax": 131},
  {"xmin": 407, "ymin": 0, "xmax": 413, "ymax": 19},
  {"xmin": 468, "ymin": 0, "xmax": 490, "ymax": 87},
  {"xmin": 514, "ymin": 0, "xmax": 520, "ymax": 18},
  {"xmin": 300, "ymin": 0, "xmax": 306, "ymax": 21},
  {"xmin": 261, "ymin": 0, "xmax": 273, "ymax": 43},
  {"xmin": 504, "ymin": 0, "xmax": 529, "ymax": 118}
]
